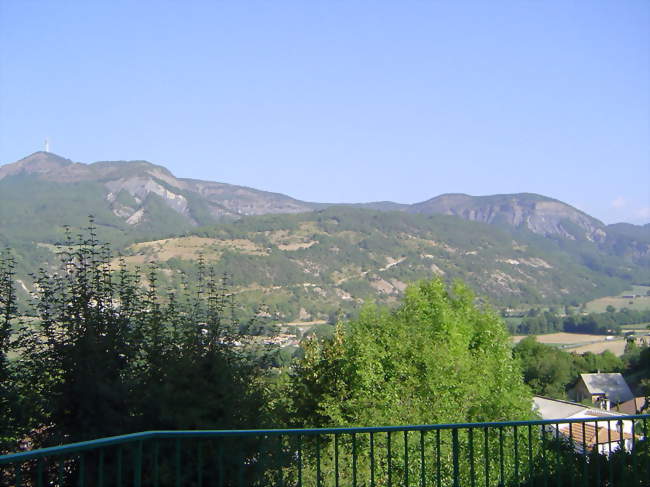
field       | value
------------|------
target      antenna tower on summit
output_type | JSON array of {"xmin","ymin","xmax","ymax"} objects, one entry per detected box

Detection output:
[{"xmin": 44, "ymin": 138, "xmax": 50, "ymax": 153}]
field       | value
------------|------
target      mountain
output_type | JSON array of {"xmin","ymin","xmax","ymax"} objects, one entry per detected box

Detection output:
[
  {"xmin": 3, "ymin": 153, "xmax": 644, "ymax": 244},
  {"xmin": 1, "ymin": 151, "xmax": 648, "ymax": 317},
  {"xmin": 408, "ymin": 193, "xmax": 606, "ymax": 242},
  {"xmin": 0, "ymin": 152, "xmax": 317, "ymax": 230}
]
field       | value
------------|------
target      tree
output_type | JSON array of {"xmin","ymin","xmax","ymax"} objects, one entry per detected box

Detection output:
[
  {"xmin": 284, "ymin": 279, "xmax": 532, "ymax": 485},
  {"xmin": 0, "ymin": 250, "xmax": 20, "ymax": 452},
  {"xmin": 14, "ymin": 224, "xmax": 265, "ymax": 448},
  {"xmin": 513, "ymin": 337, "xmax": 577, "ymax": 398},
  {"xmin": 288, "ymin": 278, "xmax": 532, "ymax": 426}
]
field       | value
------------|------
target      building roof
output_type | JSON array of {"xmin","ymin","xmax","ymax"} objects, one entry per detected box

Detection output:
[
  {"xmin": 534, "ymin": 396, "xmax": 586, "ymax": 420},
  {"xmin": 533, "ymin": 396, "xmax": 629, "ymax": 421},
  {"xmin": 578, "ymin": 373, "xmax": 634, "ymax": 404},
  {"xmin": 615, "ymin": 397, "xmax": 648, "ymax": 415},
  {"xmin": 558, "ymin": 423, "xmax": 634, "ymax": 449}
]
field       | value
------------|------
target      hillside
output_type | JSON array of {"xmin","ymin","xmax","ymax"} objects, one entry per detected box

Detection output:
[
  {"xmin": 1, "ymin": 152, "xmax": 648, "ymax": 319},
  {"xmin": 0, "ymin": 152, "xmax": 318, "ymax": 240},
  {"xmin": 100, "ymin": 208, "xmax": 648, "ymax": 322}
]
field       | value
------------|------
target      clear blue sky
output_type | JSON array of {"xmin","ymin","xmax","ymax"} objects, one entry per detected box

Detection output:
[{"xmin": 1, "ymin": 1, "xmax": 648, "ymax": 224}]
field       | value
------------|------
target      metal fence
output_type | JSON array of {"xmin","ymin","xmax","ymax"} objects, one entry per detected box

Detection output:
[{"xmin": 1, "ymin": 415, "xmax": 648, "ymax": 486}]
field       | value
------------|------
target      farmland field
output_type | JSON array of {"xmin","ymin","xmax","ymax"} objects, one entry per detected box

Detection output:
[
  {"xmin": 567, "ymin": 339, "xmax": 627, "ymax": 356},
  {"xmin": 511, "ymin": 332, "xmax": 613, "ymax": 345},
  {"xmin": 585, "ymin": 285, "xmax": 650, "ymax": 313},
  {"xmin": 511, "ymin": 332, "xmax": 628, "ymax": 356}
]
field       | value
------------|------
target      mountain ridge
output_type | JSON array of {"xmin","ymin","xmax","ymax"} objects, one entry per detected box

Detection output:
[
  {"xmin": 2, "ymin": 152, "xmax": 644, "ymax": 237},
  {"xmin": 1, "ymin": 151, "xmax": 649, "ymax": 319}
]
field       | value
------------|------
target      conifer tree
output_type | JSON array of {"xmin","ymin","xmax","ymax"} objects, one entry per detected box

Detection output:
[
  {"xmin": 13, "ymin": 221, "xmax": 266, "ymax": 446},
  {"xmin": 0, "ymin": 250, "xmax": 19, "ymax": 452}
]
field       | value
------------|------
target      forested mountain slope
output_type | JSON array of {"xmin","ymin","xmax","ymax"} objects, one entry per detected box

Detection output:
[
  {"xmin": 106, "ymin": 208, "xmax": 650, "ymax": 322},
  {"xmin": 1, "ymin": 152, "xmax": 648, "ymax": 320}
]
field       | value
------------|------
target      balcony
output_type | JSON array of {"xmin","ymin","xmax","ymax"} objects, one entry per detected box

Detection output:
[{"xmin": 1, "ymin": 415, "xmax": 649, "ymax": 486}]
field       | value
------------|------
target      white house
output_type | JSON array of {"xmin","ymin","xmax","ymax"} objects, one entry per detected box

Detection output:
[{"xmin": 533, "ymin": 396, "xmax": 639, "ymax": 454}]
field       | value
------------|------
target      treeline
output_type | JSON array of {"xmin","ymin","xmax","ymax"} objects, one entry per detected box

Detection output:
[{"xmin": 509, "ymin": 307, "xmax": 650, "ymax": 335}]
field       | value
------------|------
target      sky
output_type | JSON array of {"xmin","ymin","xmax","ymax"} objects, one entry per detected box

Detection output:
[{"xmin": 0, "ymin": 1, "xmax": 648, "ymax": 224}]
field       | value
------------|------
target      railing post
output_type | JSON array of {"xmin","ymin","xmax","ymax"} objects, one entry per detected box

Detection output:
[
  {"xmin": 276, "ymin": 434, "xmax": 283, "ymax": 487},
  {"xmin": 334, "ymin": 433, "xmax": 339, "ymax": 487},
  {"xmin": 643, "ymin": 418, "xmax": 650, "ymax": 484},
  {"xmin": 196, "ymin": 440, "xmax": 203, "ymax": 487},
  {"xmin": 452, "ymin": 428, "xmax": 459, "ymax": 487},
  {"xmin": 618, "ymin": 420, "xmax": 625, "ymax": 485},
  {"xmin": 352, "ymin": 432, "xmax": 357, "ymax": 487},
  {"xmin": 297, "ymin": 435, "xmax": 302, "ymax": 487},
  {"xmin": 154, "ymin": 441, "xmax": 160, "ymax": 487},
  {"xmin": 403, "ymin": 430, "xmax": 408, "ymax": 487},
  {"xmin": 528, "ymin": 424, "xmax": 533, "ymax": 487},
  {"xmin": 469, "ymin": 427, "xmax": 475, "ymax": 487},
  {"xmin": 117, "ymin": 446, "xmax": 123, "ymax": 487},
  {"xmin": 499, "ymin": 426, "xmax": 505, "ymax": 486},
  {"xmin": 631, "ymin": 420, "xmax": 637, "ymax": 487},
  {"xmin": 581, "ymin": 422, "xmax": 587, "ymax": 487},
  {"xmin": 98, "ymin": 448, "xmax": 104, "ymax": 487},
  {"xmin": 607, "ymin": 420, "xmax": 612, "ymax": 482},
  {"xmin": 436, "ymin": 430, "xmax": 441, "ymax": 487},
  {"xmin": 483, "ymin": 427, "xmax": 489, "ymax": 487},
  {"xmin": 133, "ymin": 441, "xmax": 142, "ymax": 487},
  {"xmin": 14, "ymin": 462, "xmax": 21, "ymax": 487},
  {"xmin": 420, "ymin": 430, "xmax": 425, "ymax": 487},
  {"xmin": 370, "ymin": 431, "xmax": 375, "ymax": 487},
  {"xmin": 513, "ymin": 425, "xmax": 519, "ymax": 486},
  {"xmin": 175, "ymin": 438, "xmax": 181, "ymax": 487},
  {"xmin": 36, "ymin": 457, "xmax": 43, "ymax": 487},
  {"xmin": 316, "ymin": 434, "xmax": 321, "ymax": 487},
  {"xmin": 58, "ymin": 456, "xmax": 65, "ymax": 486},
  {"xmin": 77, "ymin": 453, "xmax": 85, "ymax": 487},
  {"xmin": 388, "ymin": 431, "xmax": 392, "ymax": 487}
]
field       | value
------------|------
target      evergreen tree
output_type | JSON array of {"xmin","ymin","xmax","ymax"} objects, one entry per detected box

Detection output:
[
  {"xmin": 0, "ymin": 250, "xmax": 19, "ymax": 452},
  {"xmin": 13, "ymin": 222, "xmax": 265, "ymax": 448}
]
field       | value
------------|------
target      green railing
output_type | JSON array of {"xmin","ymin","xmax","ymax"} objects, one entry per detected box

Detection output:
[{"xmin": 1, "ymin": 415, "xmax": 649, "ymax": 486}]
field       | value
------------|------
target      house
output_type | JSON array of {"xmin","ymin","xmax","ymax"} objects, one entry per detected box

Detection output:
[
  {"xmin": 533, "ymin": 396, "xmax": 639, "ymax": 455},
  {"xmin": 615, "ymin": 396, "xmax": 649, "ymax": 415},
  {"xmin": 570, "ymin": 373, "xmax": 634, "ymax": 406}
]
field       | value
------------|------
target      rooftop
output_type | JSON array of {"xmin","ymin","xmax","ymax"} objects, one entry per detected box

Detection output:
[
  {"xmin": 579, "ymin": 373, "xmax": 634, "ymax": 404},
  {"xmin": 533, "ymin": 395, "xmax": 628, "ymax": 420}
]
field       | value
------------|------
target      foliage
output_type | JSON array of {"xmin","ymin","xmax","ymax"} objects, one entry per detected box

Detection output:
[
  {"xmin": 6, "ymin": 202, "xmax": 650, "ymax": 322},
  {"xmin": 287, "ymin": 279, "xmax": 533, "ymax": 428},
  {"xmin": 278, "ymin": 279, "xmax": 533, "ymax": 484},
  {"xmin": 0, "ymin": 250, "xmax": 20, "ymax": 450},
  {"xmin": 513, "ymin": 337, "xmax": 624, "ymax": 398},
  {"xmin": 2, "ymin": 224, "xmax": 265, "ymax": 453},
  {"xmin": 510, "ymin": 307, "xmax": 650, "ymax": 335}
]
